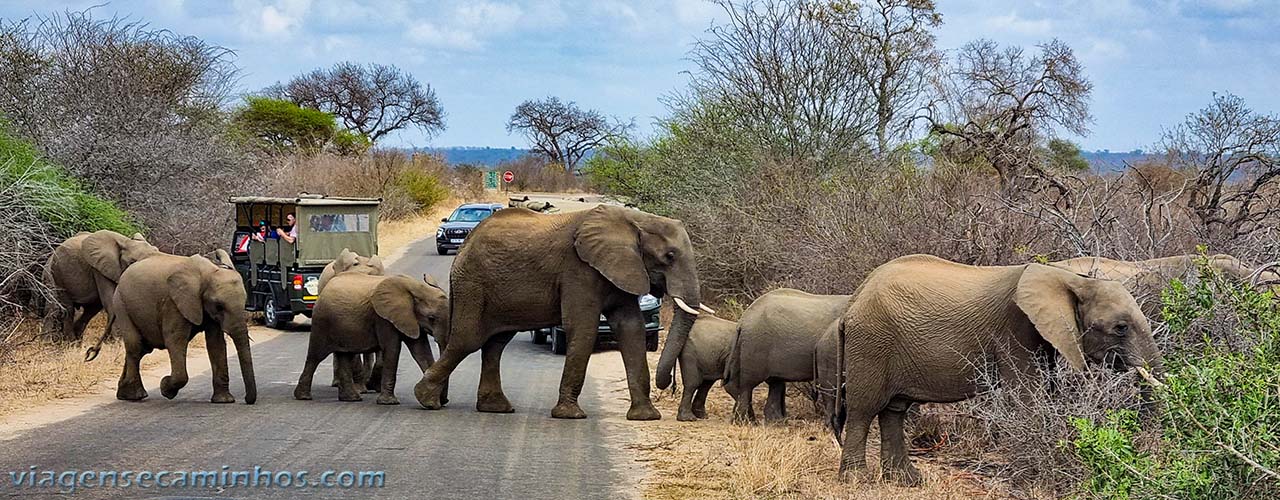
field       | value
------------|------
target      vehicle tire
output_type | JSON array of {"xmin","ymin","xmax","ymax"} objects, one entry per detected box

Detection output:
[
  {"xmin": 646, "ymin": 331, "xmax": 659, "ymax": 352},
  {"xmin": 263, "ymin": 297, "xmax": 293, "ymax": 329},
  {"xmin": 436, "ymin": 246, "xmax": 449, "ymax": 255},
  {"xmin": 532, "ymin": 329, "xmax": 548, "ymax": 345},
  {"xmin": 551, "ymin": 330, "xmax": 568, "ymax": 355}
]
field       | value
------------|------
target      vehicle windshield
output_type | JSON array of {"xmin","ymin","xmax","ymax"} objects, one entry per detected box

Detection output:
[{"xmin": 449, "ymin": 207, "xmax": 494, "ymax": 222}]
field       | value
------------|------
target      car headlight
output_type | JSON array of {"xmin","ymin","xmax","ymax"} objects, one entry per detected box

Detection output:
[
  {"xmin": 638, "ymin": 294, "xmax": 660, "ymax": 310},
  {"xmin": 436, "ymin": 228, "xmax": 444, "ymax": 238},
  {"xmin": 304, "ymin": 277, "xmax": 320, "ymax": 296}
]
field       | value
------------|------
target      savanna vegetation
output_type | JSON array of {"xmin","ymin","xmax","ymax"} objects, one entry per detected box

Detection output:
[{"xmin": 587, "ymin": 0, "xmax": 1280, "ymax": 497}]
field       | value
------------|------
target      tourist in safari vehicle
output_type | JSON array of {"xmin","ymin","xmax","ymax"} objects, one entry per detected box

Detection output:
[{"xmin": 228, "ymin": 194, "xmax": 381, "ymax": 328}]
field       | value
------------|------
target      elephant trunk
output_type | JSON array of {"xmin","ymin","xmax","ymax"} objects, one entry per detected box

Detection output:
[
  {"xmin": 656, "ymin": 307, "xmax": 696, "ymax": 390},
  {"xmin": 230, "ymin": 328, "xmax": 257, "ymax": 405}
]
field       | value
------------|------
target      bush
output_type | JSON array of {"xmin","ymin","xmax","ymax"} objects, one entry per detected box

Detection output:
[
  {"xmin": 231, "ymin": 97, "xmax": 336, "ymax": 154},
  {"xmin": 265, "ymin": 150, "xmax": 454, "ymax": 220},
  {"xmin": 395, "ymin": 169, "xmax": 450, "ymax": 213}
]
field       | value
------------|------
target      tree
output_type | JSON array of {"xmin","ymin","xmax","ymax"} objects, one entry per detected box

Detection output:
[
  {"xmin": 928, "ymin": 39, "xmax": 1093, "ymax": 192},
  {"xmin": 505, "ymin": 97, "xmax": 631, "ymax": 172},
  {"xmin": 1161, "ymin": 92, "xmax": 1280, "ymax": 243},
  {"xmin": 820, "ymin": 0, "xmax": 943, "ymax": 155},
  {"xmin": 1045, "ymin": 138, "xmax": 1090, "ymax": 172},
  {"xmin": 271, "ymin": 62, "xmax": 445, "ymax": 144},
  {"xmin": 232, "ymin": 97, "xmax": 336, "ymax": 154},
  {"xmin": 687, "ymin": 0, "xmax": 878, "ymax": 166}
]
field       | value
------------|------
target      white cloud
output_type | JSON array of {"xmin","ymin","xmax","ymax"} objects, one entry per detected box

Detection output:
[
  {"xmin": 234, "ymin": 0, "xmax": 311, "ymax": 40},
  {"xmin": 406, "ymin": 22, "xmax": 480, "ymax": 50},
  {"xmin": 985, "ymin": 12, "xmax": 1052, "ymax": 37}
]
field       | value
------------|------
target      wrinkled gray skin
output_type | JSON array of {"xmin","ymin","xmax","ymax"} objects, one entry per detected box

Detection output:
[
  {"xmin": 44, "ymin": 230, "xmax": 158, "ymax": 346},
  {"xmin": 725, "ymin": 289, "xmax": 852, "ymax": 424},
  {"xmin": 296, "ymin": 273, "xmax": 449, "ymax": 405},
  {"xmin": 1053, "ymin": 254, "xmax": 1280, "ymax": 316},
  {"xmin": 675, "ymin": 315, "xmax": 737, "ymax": 422},
  {"xmin": 836, "ymin": 255, "xmax": 1162, "ymax": 486},
  {"xmin": 110, "ymin": 250, "xmax": 256, "ymax": 404},
  {"xmin": 413, "ymin": 205, "xmax": 703, "ymax": 421},
  {"xmin": 318, "ymin": 248, "xmax": 386, "ymax": 391}
]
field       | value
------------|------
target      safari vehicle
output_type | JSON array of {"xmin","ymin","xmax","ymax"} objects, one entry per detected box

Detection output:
[
  {"xmin": 435, "ymin": 202, "xmax": 504, "ymax": 255},
  {"xmin": 228, "ymin": 195, "xmax": 380, "ymax": 328},
  {"xmin": 530, "ymin": 294, "xmax": 663, "ymax": 354}
]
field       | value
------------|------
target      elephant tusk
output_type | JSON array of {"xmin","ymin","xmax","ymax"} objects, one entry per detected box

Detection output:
[
  {"xmin": 699, "ymin": 304, "xmax": 717, "ymax": 314},
  {"xmin": 672, "ymin": 297, "xmax": 700, "ymax": 316},
  {"xmin": 1135, "ymin": 366, "xmax": 1165, "ymax": 389}
]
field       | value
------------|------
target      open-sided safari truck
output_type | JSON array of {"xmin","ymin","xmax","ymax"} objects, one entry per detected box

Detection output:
[{"xmin": 228, "ymin": 195, "xmax": 380, "ymax": 328}]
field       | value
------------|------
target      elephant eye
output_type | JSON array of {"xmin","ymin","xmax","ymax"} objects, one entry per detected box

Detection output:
[
  {"xmin": 1113, "ymin": 323, "xmax": 1129, "ymax": 336},
  {"xmin": 665, "ymin": 250, "xmax": 677, "ymax": 263}
]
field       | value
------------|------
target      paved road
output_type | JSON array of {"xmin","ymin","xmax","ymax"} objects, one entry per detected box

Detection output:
[{"xmin": 0, "ymin": 235, "xmax": 644, "ymax": 499}]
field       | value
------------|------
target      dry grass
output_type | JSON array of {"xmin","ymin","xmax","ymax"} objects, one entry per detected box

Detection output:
[
  {"xmin": 636, "ymin": 348, "xmax": 1008, "ymax": 499},
  {"xmin": 0, "ymin": 317, "xmax": 206, "ymax": 418}
]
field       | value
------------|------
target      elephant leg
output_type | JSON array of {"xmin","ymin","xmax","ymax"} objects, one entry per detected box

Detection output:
[
  {"xmin": 406, "ymin": 336, "xmax": 436, "ymax": 372},
  {"xmin": 476, "ymin": 331, "xmax": 516, "ymax": 413},
  {"xmin": 552, "ymin": 303, "xmax": 603, "ymax": 419},
  {"xmin": 159, "ymin": 335, "xmax": 190, "ymax": 400},
  {"xmin": 70, "ymin": 303, "xmax": 101, "ymax": 342},
  {"xmin": 294, "ymin": 341, "xmax": 328, "ymax": 401},
  {"xmin": 414, "ymin": 340, "xmax": 475, "ymax": 410},
  {"xmin": 115, "ymin": 313, "xmax": 148, "ymax": 401},
  {"xmin": 608, "ymin": 304, "xmax": 660, "ymax": 421},
  {"xmin": 764, "ymin": 379, "xmax": 787, "ymax": 422},
  {"xmin": 676, "ymin": 355, "xmax": 702, "ymax": 421},
  {"xmin": 415, "ymin": 287, "xmax": 487, "ymax": 410},
  {"xmin": 376, "ymin": 341, "xmax": 403, "ymax": 405},
  {"xmin": 204, "ymin": 328, "xmax": 235, "ymax": 403},
  {"xmin": 363, "ymin": 352, "xmax": 381, "ymax": 393},
  {"xmin": 692, "ymin": 381, "xmax": 715, "ymax": 419},
  {"xmin": 838, "ymin": 407, "xmax": 876, "ymax": 481},
  {"xmin": 334, "ymin": 353, "xmax": 363, "ymax": 402},
  {"xmin": 731, "ymin": 380, "xmax": 761, "ymax": 424},
  {"xmin": 42, "ymin": 289, "xmax": 74, "ymax": 340},
  {"xmin": 878, "ymin": 399, "xmax": 922, "ymax": 486}
]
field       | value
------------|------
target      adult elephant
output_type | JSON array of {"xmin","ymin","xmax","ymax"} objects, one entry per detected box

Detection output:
[
  {"xmin": 1053, "ymin": 254, "xmax": 1280, "ymax": 314},
  {"xmin": 724, "ymin": 288, "xmax": 851, "ymax": 423},
  {"xmin": 317, "ymin": 248, "xmax": 386, "ymax": 391},
  {"xmin": 108, "ymin": 250, "xmax": 256, "ymax": 404},
  {"xmin": 44, "ymin": 230, "xmax": 158, "ymax": 344},
  {"xmin": 296, "ymin": 273, "xmax": 448, "ymax": 404},
  {"xmin": 413, "ymin": 205, "xmax": 708, "ymax": 420},
  {"xmin": 835, "ymin": 254, "xmax": 1162, "ymax": 485}
]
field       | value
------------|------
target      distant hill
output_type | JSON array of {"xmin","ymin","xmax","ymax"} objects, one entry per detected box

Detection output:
[
  {"xmin": 1082, "ymin": 150, "xmax": 1154, "ymax": 174},
  {"xmin": 419, "ymin": 147, "xmax": 532, "ymax": 166}
]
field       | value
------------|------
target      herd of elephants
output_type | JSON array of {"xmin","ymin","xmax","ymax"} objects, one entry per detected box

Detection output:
[{"xmin": 39, "ymin": 204, "xmax": 1280, "ymax": 486}]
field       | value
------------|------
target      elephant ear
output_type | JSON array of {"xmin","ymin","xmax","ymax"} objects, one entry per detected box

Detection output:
[
  {"xmin": 213, "ymin": 249, "xmax": 234, "ymax": 268},
  {"xmin": 83, "ymin": 231, "xmax": 127, "ymax": 281},
  {"xmin": 367, "ymin": 255, "xmax": 385, "ymax": 274},
  {"xmin": 372, "ymin": 276, "xmax": 421, "ymax": 339},
  {"xmin": 1015, "ymin": 264, "xmax": 1087, "ymax": 370},
  {"xmin": 574, "ymin": 206, "xmax": 650, "ymax": 296},
  {"xmin": 333, "ymin": 248, "xmax": 358, "ymax": 273},
  {"xmin": 422, "ymin": 273, "xmax": 440, "ymax": 289},
  {"xmin": 167, "ymin": 257, "xmax": 209, "ymax": 325}
]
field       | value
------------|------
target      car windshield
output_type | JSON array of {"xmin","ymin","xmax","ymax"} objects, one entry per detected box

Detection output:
[{"xmin": 449, "ymin": 207, "xmax": 494, "ymax": 222}]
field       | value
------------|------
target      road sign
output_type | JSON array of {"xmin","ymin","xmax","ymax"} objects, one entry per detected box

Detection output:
[
  {"xmin": 502, "ymin": 170, "xmax": 515, "ymax": 183},
  {"xmin": 483, "ymin": 171, "xmax": 499, "ymax": 190}
]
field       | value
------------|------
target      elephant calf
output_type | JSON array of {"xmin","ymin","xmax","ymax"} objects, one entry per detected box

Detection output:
[
  {"xmin": 725, "ymin": 288, "xmax": 851, "ymax": 423},
  {"xmin": 296, "ymin": 273, "xmax": 448, "ymax": 405},
  {"xmin": 675, "ymin": 315, "xmax": 737, "ymax": 422},
  {"xmin": 43, "ymin": 230, "xmax": 158, "ymax": 345},
  {"xmin": 318, "ymin": 248, "xmax": 386, "ymax": 391}
]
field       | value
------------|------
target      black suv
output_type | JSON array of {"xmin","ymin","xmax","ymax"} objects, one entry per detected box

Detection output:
[
  {"xmin": 530, "ymin": 294, "xmax": 663, "ymax": 354},
  {"xmin": 436, "ymin": 203, "xmax": 504, "ymax": 255}
]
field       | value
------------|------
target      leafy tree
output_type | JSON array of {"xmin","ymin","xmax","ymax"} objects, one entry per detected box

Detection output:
[
  {"xmin": 1045, "ymin": 138, "xmax": 1090, "ymax": 172},
  {"xmin": 506, "ymin": 97, "xmax": 631, "ymax": 172},
  {"xmin": 270, "ymin": 62, "xmax": 445, "ymax": 144},
  {"xmin": 232, "ymin": 97, "xmax": 335, "ymax": 154}
]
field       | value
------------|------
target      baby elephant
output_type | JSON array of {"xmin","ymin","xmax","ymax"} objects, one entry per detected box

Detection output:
[
  {"xmin": 295, "ymin": 273, "xmax": 449, "ymax": 405},
  {"xmin": 725, "ymin": 288, "xmax": 852, "ymax": 423},
  {"xmin": 675, "ymin": 315, "xmax": 738, "ymax": 421},
  {"xmin": 318, "ymin": 248, "xmax": 386, "ymax": 391}
]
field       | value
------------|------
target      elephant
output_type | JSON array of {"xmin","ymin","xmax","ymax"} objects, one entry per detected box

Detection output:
[
  {"xmin": 413, "ymin": 204, "xmax": 709, "ymax": 421},
  {"xmin": 675, "ymin": 314, "xmax": 737, "ymax": 421},
  {"xmin": 295, "ymin": 273, "xmax": 449, "ymax": 405},
  {"xmin": 317, "ymin": 248, "xmax": 386, "ymax": 390},
  {"xmin": 834, "ymin": 254, "xmax": 1162, "ymax": 485},
  {"xmin": 107, "ymin": 250, "xmax": 256, "ymax": 404},
  {"xmin": 1052, "ymin": 254, "xmax": 1280, "ymax": 315},
  {"xmin": 43, "ymin": 230, "xmax": 158, "ymax": 345},
  {"xmin": 724, "ymin": 288, "xmax": 852, "ymax": 424}
]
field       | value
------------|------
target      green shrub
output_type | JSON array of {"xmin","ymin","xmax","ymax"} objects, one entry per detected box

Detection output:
[
  {"xmin": 231, "ymin": 97, "xmax": 336, "ymax": 154},
  {"xmin": 331, "ymin": 130, "xmax": 371, "ymax": 156},
  {"xmin": 0, "ymin": 128, "xmax": 138, "ymax": 237},
  {"xmin": 394, "ymin": 169, "xmax": 450, "ymax": 213},
  {"xmin": 1072, "ymin": 258, "xmax": 1280, "ymax": 499}
]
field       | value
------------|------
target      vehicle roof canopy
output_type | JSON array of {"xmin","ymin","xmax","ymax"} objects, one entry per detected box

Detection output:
[{"xmin": 230, "ymin": 194, "xmax": 380, "ymax": 266}]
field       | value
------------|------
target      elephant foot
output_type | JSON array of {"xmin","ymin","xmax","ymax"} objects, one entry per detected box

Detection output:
[
  {"xmin": 884, "ymin": 462, "xmax": 923, "ymax": 487},
  {"xmin": 210, "ymin": 392, "xmax": 236, "ymax": 404},
  {"xmin": 414, "ymin": 378, "xmax": 444, "ymax": 410},
  {"xmin": 627, "ymin": 402, "xmax": 661, "ymax": 421},
  {"xmin": 551, "ymin": 401, "xmax": 587, "ymax": 419},
  {"xmin": 293, "ymin": 386, "xmax": 312, "ymax": 401},
  {"xmin": 376, "ymin": 394, "xmax": 400, "ymax": 405},
  {"xmin": 676, "ymin": 407, "xmax": 698, "ymax": 422},
  {"xmin": 837, "ymin": 461, "xmax": 870, "ymax": 483},
  {"xmin": 338, "ymin": 390, "xmax": 363, "ymax": 402},
  {"xmin": 362, "ymin": 387, "xmax": 378, "ymax": 394},
  {"xmin": 116, "ymin": 384, "xmax": 148, "ymax": 401},
  {"xmin": 160, "ymin": 376, "xmax": 184, "ymax": 400},
  {"xmin": 693, "ymin": 407, "xmax": 707, "ymax": 419},
  {"xmin": 476, "ymin": 393, "xmax": 514, "ymax": 413}
]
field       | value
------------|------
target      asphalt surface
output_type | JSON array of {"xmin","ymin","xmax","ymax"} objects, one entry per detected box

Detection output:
[{"xmin": 0, "ymin": 233, "xmax": 643, "ymax": 499}]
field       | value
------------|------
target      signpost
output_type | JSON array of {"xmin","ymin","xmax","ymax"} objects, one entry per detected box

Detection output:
[
  {"xmin": 483, "ymin": 171, "xmax": 499, "ymax": 190},
  {"xmin": 502, "ymin": 170, "xmax": 514, "ymax": 193}
]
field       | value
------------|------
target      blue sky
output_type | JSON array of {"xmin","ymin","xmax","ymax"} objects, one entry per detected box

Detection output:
[{"xmin": 3, "ymin": 0, "xmax": 1278, "ymax": 151}]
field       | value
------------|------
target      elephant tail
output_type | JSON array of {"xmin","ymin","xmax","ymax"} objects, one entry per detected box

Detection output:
[
  {"xmin": 722, "ymin": 324, "xmax": 742, "ymax": 388},
  {"xmin": 84, "ymin": 311, "xmax": 113, "ymax": 362},
  {"xmin": 828, "ymin": 318, "xmax": 847, "ymax": 445}
]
